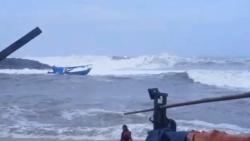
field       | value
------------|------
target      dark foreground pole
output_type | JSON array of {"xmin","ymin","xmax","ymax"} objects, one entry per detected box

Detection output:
[
  {"xmin": 0, "ymin": 27, "xmax": 42, "ymax": 61},
  {"xmin": 124, "ymin": 92, "xmax": 250, "ymax": 115}
]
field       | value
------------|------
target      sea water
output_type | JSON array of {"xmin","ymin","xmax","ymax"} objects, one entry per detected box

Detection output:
[{"xmin": 0, "ymin": 54, "xmax": 250, "ymax": 140}]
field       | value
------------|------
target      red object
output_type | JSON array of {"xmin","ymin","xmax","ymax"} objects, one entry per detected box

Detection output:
[{"xmin": 188, "ymin": 130, "xmax": 250, "ymax": 141}]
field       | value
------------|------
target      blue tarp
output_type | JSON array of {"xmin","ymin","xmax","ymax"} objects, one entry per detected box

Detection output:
[{"xmin": 52, "ymin": 66, "xmax": 65, "ymax": 74}]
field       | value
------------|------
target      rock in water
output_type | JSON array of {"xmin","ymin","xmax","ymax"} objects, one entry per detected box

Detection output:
[{"xmin": 0, "ymin": 58, "xmax": 51, "ymax": 69}]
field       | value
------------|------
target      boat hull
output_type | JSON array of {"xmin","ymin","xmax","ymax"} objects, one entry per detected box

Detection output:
[
  {"xmin": 48, "ymin": 65, "xmax": 91, "ymax": 76},
  {"xmin": 65, "ymin": 68, "xmax": 91, "ymax": 75}
]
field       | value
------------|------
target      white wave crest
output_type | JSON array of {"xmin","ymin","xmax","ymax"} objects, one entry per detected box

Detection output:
[
  {"xmin": 2, "ymin": 54, "xmax": 250, "ymax": 90},
  {"xmin": 26, "ymin": 54, "xmax": 250, "ymax": 73},
  {"xmin": 0, "ymin": 106, "xmax": 249, "ymax": 139},
  {"xmin": 0, "ymin": 119, "xmax": 249, "ymax": 140},
  {"xmin": 0, "ymin": 69, "xmax": 48, "ymax": 74},
  {"xmin": 26, "ymin": 54, "xmax": 184, "ymax": 75},
  {"xmin": 0, "ymin": 123, "xmax": 149, "ymax": 140},
  {"xmin": 61, "ymin": 109, "xmax": 123, "ymax": 120},
  {"xmin": 187, "ymin": 70, "xmax": 250, "ymax": 90},
  {"xmin": 1, "ymin": 68, "xmax": 250, "ymax": 91}
]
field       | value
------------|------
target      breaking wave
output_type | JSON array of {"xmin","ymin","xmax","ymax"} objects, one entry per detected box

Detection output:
[
  {"xmin": 26, "ymin": 54, "xmax": 250, "ymax": 74},
  {"xmin": 1, "ymin": 54, "xmax": 250, "ymax": 90},
  {"xmin": 1, "ymin": 68, "xmax": 250, "ymax": 90},
  {"xmin": 0, "ymin": 121, "xmax": 248, "ymax": 140},
  {"xmin": 28, "ymin": 54, "xmax": 250, "ymax": 90},
  {"xmin": 1, "ymin": 122, "xmax": 249, "ymax": 140},
  {"xmin": 0, "ymin": 106, "xmax": 250, "ymax": 140},
  {"xmin": 187, "ymin": 70, "xmax": 250, "ymax": 91},
  {"xmin": 0, "ymin": 69, "xmax": 48, "ymax": 74}
]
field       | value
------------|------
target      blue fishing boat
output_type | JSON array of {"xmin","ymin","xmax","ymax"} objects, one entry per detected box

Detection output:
[{"xmin": 49, "ymin": 65, "xmax": 92, "ymax": 75}]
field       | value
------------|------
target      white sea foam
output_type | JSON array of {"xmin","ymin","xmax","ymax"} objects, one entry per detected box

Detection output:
[
  {"xmin": 0, "ymin": 123, "xmax": 149, "ymax": 140},
  {"xmin": 28, "ymin": 54, "xmax": 183, "ymax": 68},
  {"xmin": 2, "ymin": 68, "xmax": 250, "ymax": 90},
  {"xmin": 187, "ymin": 70, "xmax": 250, "ymax": 91},
  {"xmin": 0, "ymin": 68, "xmax": 48, "ymax": 74},
  {"xmin": 0, "ymin": 120, "xmax": 249, "ymax": 140},
  {"xmin": 26, "ymin": 54, "xmax": 250, "ymax": 73},
  {"xmin": 61, "ymin": 109, "xmax": 124, "ymax": 120},
  {"xmin": 1, "ymin": 106, "xmax": 250, "ymax": 140},
  {"xmin": 1, "ymin": 54, "xmax": 250, "ymax": 90}
]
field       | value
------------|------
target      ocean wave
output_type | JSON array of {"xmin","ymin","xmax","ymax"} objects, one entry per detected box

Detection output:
[
  {"xmin": 0, "ymin": 69, "xmax": 48, "ymax": 74},
  {"xmin": 0, "ymin": 120, "xmax": 249, "ymax": 140},
  {"xmin": 187, "ymin": 70, "xmax": 250, "ymax": 91},
  {"xmin": 1, "ymin": 106, "xmax": 250, "ymax": 140},
  {"xmin": 0, "ymin": 54, "xmax": 248, "ymax": 74},
  {"xmin": 25, "ymin": 54, "xmax": 180, "ymax": 76},
  {"xmin": 1, "ymin": 68, "xmax": 250, "ymax": 91},
  {"xmin": 27, "ymin": 54, "xmax": 250, "ymax": 71},
  {"xmin": 61, "ymin": 109, "xmax": 126, "ymax": 121},
  {"xmin": 2, "ymin": 54, "xmax": 250, "ymax": 90},
  {"xmin": 0, "ymin": 124, "xmax": 149, "ymax": 140}
]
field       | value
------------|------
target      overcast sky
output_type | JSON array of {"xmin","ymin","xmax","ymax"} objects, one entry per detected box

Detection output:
[{"xmin": 0, "ymin": 0, "xmax": 250, "ymax": 57}]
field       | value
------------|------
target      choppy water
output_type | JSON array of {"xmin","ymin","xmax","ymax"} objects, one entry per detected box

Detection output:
[{"xmin": 0, "ymin": 73, "xmax": 250, "ymax": 140}]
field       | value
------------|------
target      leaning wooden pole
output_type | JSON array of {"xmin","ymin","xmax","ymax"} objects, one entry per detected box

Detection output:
[
  {"xmin": 0, "ymin": 27, "xmax": 42, "ymax": 61},
  {"xmin": 124, "ymin": 92, "xmax": 250, "ymax": 115}
]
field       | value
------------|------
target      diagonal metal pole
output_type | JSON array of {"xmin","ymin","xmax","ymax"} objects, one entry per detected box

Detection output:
[{"xmin": 124, "ymin": 92, "xmax": 250, "ymax": 115}]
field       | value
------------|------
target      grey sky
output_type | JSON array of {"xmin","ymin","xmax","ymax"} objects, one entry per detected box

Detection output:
[{"xmin": 0, "ymin": 0, "xmax": 250, "ymax": 57}]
